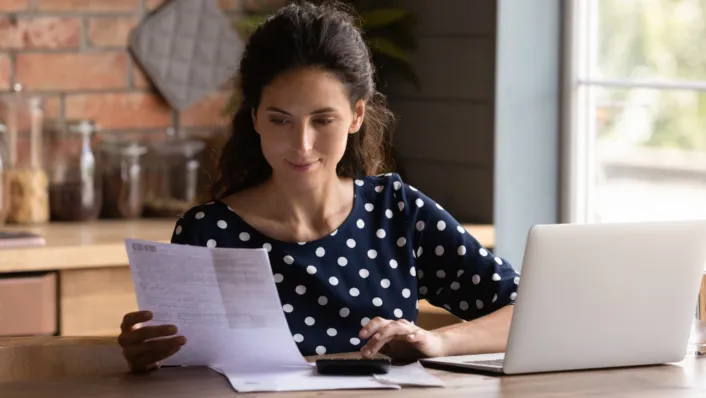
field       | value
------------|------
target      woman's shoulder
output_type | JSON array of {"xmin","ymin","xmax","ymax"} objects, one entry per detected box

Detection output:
[
  {"xmin": 356, "ymin": 172, "xmax": 425, "ymax": 205},
  {"xmin": 171, "ymin": 201, "xmax": 240, "ymax": 246}
]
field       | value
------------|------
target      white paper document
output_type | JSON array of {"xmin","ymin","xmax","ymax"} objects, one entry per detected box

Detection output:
[{"xmin": 125, "ymin": 239, "xmax": 445, "ymax": 393}]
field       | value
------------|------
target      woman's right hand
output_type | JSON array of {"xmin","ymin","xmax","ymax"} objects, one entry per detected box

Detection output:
[{"xmin": 118, "ymin": 310, "xmax": 187, "ymax": 372}]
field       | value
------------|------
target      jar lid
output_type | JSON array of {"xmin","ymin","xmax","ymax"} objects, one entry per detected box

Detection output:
[
  {"xmin": 150, "ymin": 139, "xmax": 206, "ymax": 157},
  {"xmin": 67, "ymin": 119, "xmax": 99, "ymax": 135},
  {"xmin": 101, "ymin": 140, "xmax": 148, "ymax": 157}
]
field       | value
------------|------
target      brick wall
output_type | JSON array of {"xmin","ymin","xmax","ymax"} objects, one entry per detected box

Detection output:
[{"xmin": 0, "ymin": 0, "xmax": 272, "ymax": 140}]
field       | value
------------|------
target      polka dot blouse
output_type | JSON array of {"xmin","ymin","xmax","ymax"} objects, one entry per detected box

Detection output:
[{"xmin": 171, "ymin": 173, "xmax": 520, "ymax": 356}]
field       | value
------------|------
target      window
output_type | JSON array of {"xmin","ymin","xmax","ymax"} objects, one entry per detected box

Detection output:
[{"xmin": 564, "ymin": 0, "xmax": 706, "ymax": 223}]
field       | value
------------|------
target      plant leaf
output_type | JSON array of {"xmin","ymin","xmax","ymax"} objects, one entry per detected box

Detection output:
[
  {"xmin": 359, "ymin": 8, "xmax": 410, "ymax": 29},
  {"xmin": 366, "ymin": 36, "xmax": 410, "ymax": 63},
  {"xmin": 234, "ymin": 14, "xmax": 270, "ymax": 34}
]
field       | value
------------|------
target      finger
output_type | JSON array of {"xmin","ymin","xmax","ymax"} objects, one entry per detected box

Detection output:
[
  {"xmin": 361, "ymin": 322, "xmax": 414, "ymax": 358},
  {"xmin": 129, "ymin": 341, "xmax": 185, "ymax": 372},
  {"xmin": 121, "ymin": 311, "xmax": 153, "ymax": 332},
  {"xmin": 124, "ymin": 335, "xmax": 186, "ymax": 364},
  {"xmin": 119, "ymin": 324, "xmax": 179, "ymax": 347},
  {"xmin": 359, "ymin": 317, "xmax": 392, "ymax": 339}
]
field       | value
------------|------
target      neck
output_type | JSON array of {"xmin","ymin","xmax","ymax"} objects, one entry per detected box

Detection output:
[{"xmin": 265, "ymin": 172, "xmax": 348, "ymax": 228}]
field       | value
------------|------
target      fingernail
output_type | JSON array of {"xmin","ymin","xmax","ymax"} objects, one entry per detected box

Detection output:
[
  {"xmin": 360, "ymin": 330, "xmax": 368, "ymax": 338},
  {"xmin": 408, "ymin": 333, "xmax": 416, "ymax": 340},
  {"xmin": 362, "ymin": 348, "xmax": 370, "ymax": 357}
]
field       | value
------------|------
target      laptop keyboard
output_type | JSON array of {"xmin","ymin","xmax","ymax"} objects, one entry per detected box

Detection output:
[{"xmin": 464, "ymin": 359, "xmax": 504, "ymax": 367}]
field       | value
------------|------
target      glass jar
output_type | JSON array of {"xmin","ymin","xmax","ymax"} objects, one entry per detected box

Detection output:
[
  {"xmin": 100, "ymin": 141, "xmax": 148, "ymax": 219},
  {"xmin": 144, "ymin": 138, "xmax": 205, "ymax": 218},
  {"xmin": 0, "ymin": 123, "xmax": 9, "ymax": 225},
  {"xmin": 46, "ymin": 119, "xmax": 102, "ymax": 222},
  {"xmin": 0, "ymin": 85, "xmax": 48, "ymax": 225}
]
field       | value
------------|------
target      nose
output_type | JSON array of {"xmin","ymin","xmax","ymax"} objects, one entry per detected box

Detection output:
[{"xmin": 292, "ymin": 120, "xmax": 314, "ymax": 154}]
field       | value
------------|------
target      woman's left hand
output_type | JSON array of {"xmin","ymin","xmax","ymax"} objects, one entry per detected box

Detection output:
[{"xmin": 358, "ymin": 317, "xmax": 446, "ymax": 360}]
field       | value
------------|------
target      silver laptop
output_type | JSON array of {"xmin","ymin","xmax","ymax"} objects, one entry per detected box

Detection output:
[{"xmin": 421, "ymin": 220, "xmax": 706, "ymax": 375}]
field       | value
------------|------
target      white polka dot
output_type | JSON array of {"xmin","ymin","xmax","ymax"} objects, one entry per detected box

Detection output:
[
  {"xmin": 357, "ymin": 219, "xmax": 365, "ymax": 229},
  {"xmin": 350, "ymin": 338, "xmax": 361, "ymax": 345},
  {"xmin": 347, "ymin": 239, "xmax": 356, "ymax": 248},
  {"xmin": 450, "ymin": 282, "xmax": 460, "ymax": 290},
  {"xmin": 436, "ymin": 270, "xmax": 446, "ymax": 278},
  {"xmin": 416, "ymin": 301, "xmax": 419, "ymax": 309},
  {"xmin": 415, "ymin": 198, "xmax": 424, "ymax": 208},
  {"xmin": 494, "ymin": 257, "xmax": 503, "ymax": 265},
  {"xmin": 375, "ymin": 185, "xmax": 384, "ymax": 193},
  {"xmin": 458, "ymin": 246, "xmax": 467, "ymax": 256},
  {"xmin": 402, "ymin": 288, "xmax": 411, "ymax": 298},
  {"xmin": 338, "ymin": 257, "xmax": 348, "ymax": 266},
  {"xmin": 394, "ymin": 309, "xmax": 403, "ymax": 318},
  {"xmin": 361, "ymin": 317, "xmax": 371, "ymax": 326},
  {"xmin": 315, "ymin": 247, "xmax": 325, "ymax": 257},
  {"xmin": 327, "ymin": 328, "xmax": 338, "ymax": 337},
  {"xmin": 283, "ymin": 304, "xmax": 293, "ymax": 313},
  {"xmin": 435, "ymin": 246, "xmax": 444, "ymax": 256},
  {"xmin": 385, "ymin": 209, "xmax": 393, "ymax": 218},
  {"xmin": 410, "ymin": 267, "xmax": 416, "ymax": 277},
  {"xmin": 381, "ymin": 279, "xmax": 390, "ymax": 288},
  {"xmin": 479, "ymin": 248, "xmax": 489, "ymax": 256},
  {"xmin": 419, "ymin": 286, "xmax": 428, "ymax": 295},
  {"xmin": 492, "ymin": 273, "xmax": 501, "ymax": 281},
  {"xmin": 355, "ymin": 179, "xmax": 364, "ymax": 186},
  {"xmin": 389, "ymin": 259, "xmax": 398, "ymax": 268},
  {"xmin": 493, "ymin": 294, "xmax": 498, "ymax": 302},
  {"xmin": 417, "ymin": 247, "xmax": 423, "ymax": 257},
  {"xmin": 418, "ymin": 269, "xmax": 424, "ymax": 279},
  {"xmin": 340, "ymin": 307, "xmax": 350, "ymax": 317},
  {"xmin": 217, "ymin": 220, "xmax": 228, "ymax": 229},
  {"xmin": 207, "ymin": 239, "xmax": 217, "ymax": 248},
  {"xmin": 376, "ymin": 229, "xmax": 386, "ymax": 238},
  {"xmin": 436, "ymin": 287, "xmax": 444, "ymax": 295},
  {"xmin": 397, "ymin": 237, "xmax": 406, "ymax": 247},
  {"xmin": 329, "ymin": 277, "xmax": 339, "ymax": 286},
  {"xmin": 409, "ymin": 185, "xmax": 418, "ymax": 192},
  {"xmin": 195, "ymin": 212, "xmax": 205, "ymax": 219},
  {"xmin": 393, "ymin": 181, "xmax": 402, "ymax": 190},
  {"xmin": 458, "ymin": 270, "xmax": 464, "ymax": 277},
  {"xmin": 274, "ymin": 274, "xmax": 284, "ymax": 283},
  {"xmin": 349, "ymin": 287, "xmax": 359, "ymax": 297},
  {"xmin": 293, "ymin": 334, "xmax": 304, "ymax": 343},
  {"xmin": 444, "ymin": 304, "xmax": 451, "ymax": 311},
  {"xmin": 416, "ymin": 221, "xmax": 425, "ymax": 231},
  {"xmin": 510, "ymin": 292, "xmax": 517, "ymax": 300},
  {"xmin": 306, "ymin": 265, "xmax": 317, "ymax": 275},
  {"xmin": 298, "ymin": 242, "xmax": 306, "ymax": 246},
  {"xmin": 239, "ymin": 232, "xmax": 250, "ymax": 241},
  {"xmin": 476, "ymin": 300, "xmax": 484, "ymax": 309},
  {"xmin": 368, "ymin": 250, "xmax": 377, "ymax": 259},
  {"xmin": 305, "ymin": 317, "xmax": 315, "ymax": 326},
  {"xmin": 398, "ymin": 202, "xmax": 405, "ymax": 211},
  {"xmin": 437, "ymin": 221, "xmax": 446, "ymax": 231},
  {"xmin": 436, "ymin": 203, "xmax": 444, "ymax": 210},
  {"xmin": 365, "ymin": 203, "xmax": 374, "ymax": 212},
  {"xmin": 460, "ymin": 301, "xmax": 469, "ymax": 311},
  {"xmin": 331, "ymin": 229, "xmax": 338, "ymax": 236},
  {"xmin": 472, "ymin": 275, "xmax": 481, "ymax": 284},
  {"xmin": 175, "ymin": 225, "xmax": 182, "ymax": 235},
  {"xmin": 284, "ymin": 255, "xmax": 294, "ymax": 265},
  {"xmin": 295, "ymin": 285, "xmax": 306, "ymax": 295},
  {"xmin": 514, "ymin": 277, "xmax": 520, "ymax": 285},
  {"xmin": 359, "ymin": 269, "xmax": 369, "ymax": 278},
  {"xmin": 316, "ymin": 346, "xmax": 326, "ymax": 355},
  {"xmin": 457, "ymin": 225, "xmax": 466, "ymax": 234},
  {"xmin": 263, "ymin": 243, "xmax": 272, "ymax": 252}
]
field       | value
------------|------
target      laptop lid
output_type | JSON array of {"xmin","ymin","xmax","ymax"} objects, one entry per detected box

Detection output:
[{"xmin": 502, "ymin": 220, "xmax": 706, "ymax": 375}]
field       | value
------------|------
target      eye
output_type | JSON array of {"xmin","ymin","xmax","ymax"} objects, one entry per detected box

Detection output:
[
  {"xmin": 314, "ymin": 118, "xmax": 335, "ymax": 126},
  {"xmin": 269, "ymin": 117, "xmax": 288, "ymax": 125}
]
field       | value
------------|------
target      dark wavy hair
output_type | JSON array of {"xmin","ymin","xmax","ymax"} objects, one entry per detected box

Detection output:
[{"xmin": 210, "ymin": 0, "xmax": 396, "ymax": 200}]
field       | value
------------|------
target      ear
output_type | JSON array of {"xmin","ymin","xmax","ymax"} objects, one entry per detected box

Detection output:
[
  {"xmin": 251, "ymin": 107, "xmax": 260, "ymax": 135},
  {"xmin": 349, "ymin": 100, "xmax": 366, "ymax": 134}
]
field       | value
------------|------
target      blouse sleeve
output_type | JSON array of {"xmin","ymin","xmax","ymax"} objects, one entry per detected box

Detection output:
[
  {"xmin": 169, "ymin": 206, "xmax": 207, "ymax": 246},
  {"xmin": 393, "ymin": 175, "xmax": 520, "ymax": 321}
]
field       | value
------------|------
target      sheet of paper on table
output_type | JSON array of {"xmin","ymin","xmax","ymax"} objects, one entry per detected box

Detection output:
[{"xmin": 125, "ymin": 239, "xmax": 445, "ymax": 393}]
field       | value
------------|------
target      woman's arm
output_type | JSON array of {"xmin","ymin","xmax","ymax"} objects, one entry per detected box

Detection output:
[{"xmin": 434, "ymin": 304, "xmax": 513, "ymax": 356}]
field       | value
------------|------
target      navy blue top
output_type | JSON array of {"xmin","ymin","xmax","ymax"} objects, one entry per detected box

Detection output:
[{"xmin": 171, "ymin": 173, "xmax": 519, "ymax": 356}]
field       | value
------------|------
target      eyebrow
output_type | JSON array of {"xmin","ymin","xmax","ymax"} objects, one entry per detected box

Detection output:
[{"xmin": 265, "ymin": 107, "xmax": 337, "ymax": 115}]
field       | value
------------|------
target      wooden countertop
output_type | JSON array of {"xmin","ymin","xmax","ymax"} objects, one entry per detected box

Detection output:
[{"xmin": 0, "ymin": 220, "xmax": 495, "ymax": 273}]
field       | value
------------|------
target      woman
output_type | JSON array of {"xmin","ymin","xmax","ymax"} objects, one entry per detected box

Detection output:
[{"xmin": 118, "ymin": 0, "xmax": 520, "ymax": 372}]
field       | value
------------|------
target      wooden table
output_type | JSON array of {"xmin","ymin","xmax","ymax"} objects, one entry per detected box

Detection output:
[
  {"xmin": 0, "ymin": 220, "xmax": 494, "ymax": 337},
  {"xmin": 2, "ymin": 358, "xmax": 705, "ymax": 397}
]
